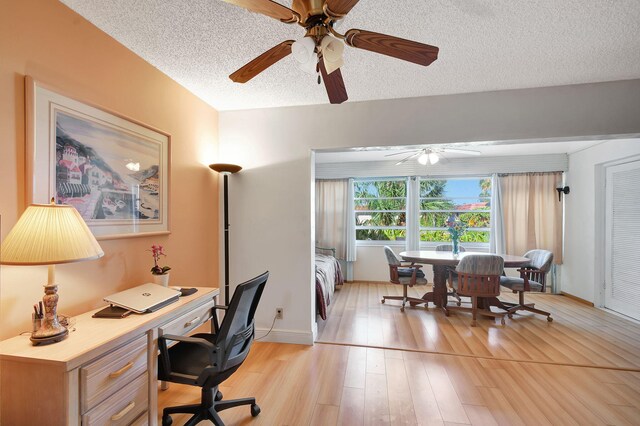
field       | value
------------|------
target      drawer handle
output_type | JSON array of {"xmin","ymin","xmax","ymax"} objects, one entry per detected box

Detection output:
[
  {"xmin": 111, "ymin": 401, "xmax": 135, "ymax": 421},
  {"xmin": 184, "ymin": 316, "xmax": 200, "ymax": 327},
  {"xmin": 109, "ymin": 362, "xmax": 133, "ymax": 379}
]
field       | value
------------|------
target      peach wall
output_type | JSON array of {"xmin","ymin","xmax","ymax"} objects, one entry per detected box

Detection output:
[{"xmin": 0, "ymin": 0, "xmax": 220, "ymax": 339}]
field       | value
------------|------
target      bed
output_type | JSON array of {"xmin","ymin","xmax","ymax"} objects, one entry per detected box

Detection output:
[{"xmin": 315, "ymin": 247, "xmax": 344, "ymax": 320}]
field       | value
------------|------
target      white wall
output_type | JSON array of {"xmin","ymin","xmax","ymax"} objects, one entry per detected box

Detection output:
[
  {"xmin": 564, "ymin": 139, "xmax": 640, "ymax": 303},
  {"xmin": 219, "ymin": 79, "xmax": 640, "ymax": 344}
]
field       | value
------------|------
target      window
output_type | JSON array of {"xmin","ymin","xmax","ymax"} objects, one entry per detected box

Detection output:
[
  {"xmin": 354, "ymin": 179, "xmax": 406, "ymax": 241},
  {"xmin": 419, "ymin": 177, "xmax": 491, "ymax": 243},
  {"xmin": 353, "ymin": 177, "xmax": 491, "ymax": 244}
]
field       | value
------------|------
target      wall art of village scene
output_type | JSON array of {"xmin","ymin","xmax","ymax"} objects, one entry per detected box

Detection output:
[{"xmin": 55, "ymin": 111, "xmax": 162, "ymax": 222}]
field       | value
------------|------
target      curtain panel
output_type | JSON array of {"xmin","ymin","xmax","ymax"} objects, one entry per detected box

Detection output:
[
  {"xmin": 315, "ymin": 179, "xmax": 350, "ymax": 260},
  {"xmin": 500, "ymin": 172, "xmax": 563, "ymax": 263}
]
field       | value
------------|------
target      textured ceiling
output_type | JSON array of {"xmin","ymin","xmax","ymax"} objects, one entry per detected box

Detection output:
[{"xmin": 60, "ymin": 0, "xmax": 640, "ymax": 111}]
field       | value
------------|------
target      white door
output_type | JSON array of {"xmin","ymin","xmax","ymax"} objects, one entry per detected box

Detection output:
[{"xmin": 604, "ymin": 160, "xmax": 640, "ymax": 320}]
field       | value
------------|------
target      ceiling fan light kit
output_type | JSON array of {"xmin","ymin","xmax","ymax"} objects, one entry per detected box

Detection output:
[
  {"xmin": 319, "ymin": 34, "xmax": 344, "ymax": 74},
  {"xmin": 223, "ymin": 0, "xmax": 439, "ymax": 104},
  {"xmin": 388, "ymin": 146, "xmax": 480, "ymax": 165},
  {"xmin": 417, "ymin": 151, "xmax": 440, "ymax": 165}
]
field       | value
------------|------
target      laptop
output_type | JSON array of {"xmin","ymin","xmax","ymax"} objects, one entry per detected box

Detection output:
[{"xmin": 103, "ymin": 283, "xmax": 180, "ymax": 314}]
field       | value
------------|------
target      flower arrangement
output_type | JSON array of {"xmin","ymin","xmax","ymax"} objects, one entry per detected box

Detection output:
[
  {"xmin": 446, "ymin": 216, "xmax": 469, "ymax": 240},
  {"xmin": 149, "ymin": 244, "xmax": 171, "ymax": 275},
  {"xmin": 446, "ymin": 216, "xmax": 468, "ymax": 255}
]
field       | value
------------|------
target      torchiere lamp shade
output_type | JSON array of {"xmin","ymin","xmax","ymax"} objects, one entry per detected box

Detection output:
[
  {"xmin": 209, "ymin": 163, "xmax": 242, "ymax": 174},
  {"xmin": 0, "ymin": 203, "xmax": 104, "ymax": 265}
]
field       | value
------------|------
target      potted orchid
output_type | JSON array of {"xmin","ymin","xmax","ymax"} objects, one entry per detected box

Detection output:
[
  {"xmin": 149, "ymin": 244, "xmax": 171, "ymax": 286},
  {"xmin": 445, "ymin": 216, "xmax": 469, "ymax": 255}
]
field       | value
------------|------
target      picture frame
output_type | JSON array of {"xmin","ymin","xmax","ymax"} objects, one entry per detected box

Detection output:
[{"xmin": 26, "ymin": 76, "xmax": 170, "ymax": 239}]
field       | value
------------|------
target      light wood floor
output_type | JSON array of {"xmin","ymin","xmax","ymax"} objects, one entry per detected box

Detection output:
[{"xmin": 158, "ymin": 282, "xmax": 640, "ymax": 425}]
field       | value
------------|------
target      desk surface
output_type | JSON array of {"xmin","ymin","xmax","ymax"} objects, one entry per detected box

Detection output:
[
  {"xmin": 0, "ymin": 286, "xmax": 219, "ymax": 370},
  {"xmin": 400, "ymin": 251, "xmax": 530, "ymax": 267}
]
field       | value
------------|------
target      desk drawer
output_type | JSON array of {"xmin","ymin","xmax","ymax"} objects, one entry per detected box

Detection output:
[
  {"xmin": 82, "ymin": 372, "xmax": 148, "ymax": 426},
  {"xmin": 80, "ymin": 334, "xmax": 148, "ymax": 413},
  {"xmin": 159, "ymin": 299, "xmax": 214, "ymax": 336}
]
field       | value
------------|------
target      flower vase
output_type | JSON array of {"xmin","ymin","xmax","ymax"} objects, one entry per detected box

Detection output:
[
  {"xmin": 152, "ymin": 273, "xmax": 170, "ymax": 287},
  {"xmin": 452, "ymin": 238, "xmax": 460, "ymax": 256}
]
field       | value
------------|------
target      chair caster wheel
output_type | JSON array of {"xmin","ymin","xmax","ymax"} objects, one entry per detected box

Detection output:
[
  {"xmin": 508, "ymin": 314, "xmax": 513, "ymax": 319},
  {"xmin": 400, "ymin": 306, "xmax": 405, "ymax": 312},
  {"xmin": 251, "ymin": 403, "xmax": 261, "ymax": 417},
  {"xmin": 457, "ymin": 301, "xmax": 461, "ymax": 306},
  {"xmin": 501, "ymin": 318, "xmax": 506, "ymax": 325},
  {"xmin": 381, "ymin": 299, "xmax": 385, "ymax": 304},
  {"xmin": 162, "ymin": 414, "xmax": 173, "ymax": 426},
  {"xmin": 547, "ymin": 316, "xmax": 553, "ymax": 322},
  {"xmin": 215, "ymin": 390, "xmax": 223, "ymax": 401}
]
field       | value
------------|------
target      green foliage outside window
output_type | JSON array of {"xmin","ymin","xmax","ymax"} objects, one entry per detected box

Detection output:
[
  {"xmin": 355, "ymin": 179, "xmax": 406, "ymax": 241},
  {"xmin": 354, "ymin": 177, "xmax": 492, "ymax": 243}
]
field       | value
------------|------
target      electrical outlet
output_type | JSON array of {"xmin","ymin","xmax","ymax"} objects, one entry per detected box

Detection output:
[{"xmin": 276, "ymin": 307, "xmax": 283, "ymax": 319}]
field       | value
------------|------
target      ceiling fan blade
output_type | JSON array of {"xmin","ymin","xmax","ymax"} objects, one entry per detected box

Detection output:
[
  {"xmin": 384, "ymin": 150, "xmax": 419, "ymax": 157},
  {"xmin": 344, "ymin": 29, "xmax": 439, "ymax": 66},
  {"xmin": 318, "ymin": 59, "xmax": 348, "ymax": 104},
  {"xmin": 324, "ymin": 0, "xmax": 360, "ymax": 18},
  {"xmin": 222, "ymin": 0, "xmax": 298, "ymax": 23},
  {"xmin": 395, "ymin": 151, "xmax": 422, "ymax": 165},
  {"xmin": 230, "ymin": 40, "xmax": 294, "ymax": 83},
  {"xmin": 441, "ymin": 148, "xmax": 481, "ymax": 155}
]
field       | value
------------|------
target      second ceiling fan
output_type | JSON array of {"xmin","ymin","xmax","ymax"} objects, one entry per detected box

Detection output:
[{"xmin": 223, "ymin": 0, "xmax": 439, "ymax": 104}]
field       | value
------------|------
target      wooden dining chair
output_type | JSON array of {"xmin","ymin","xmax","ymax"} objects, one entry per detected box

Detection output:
[
  {"xmin": 435, "ymin": 244, "xmax": 466, "ymax": 306},
  {"xmin": 382, "ymin": 246, "xmax": 428, "ymax": 312},
  {"xmin": 446, "ymin": 254, "xmax": 506, "ymax": 326},
  {"xmin": 499, "ymin": 249, "xmax": 554, "ymax": 322}
]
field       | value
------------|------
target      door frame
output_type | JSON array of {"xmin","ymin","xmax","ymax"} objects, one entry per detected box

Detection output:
[{"xmin": 594, "ymin": 154, "xmax": 640, "ymax": 308}]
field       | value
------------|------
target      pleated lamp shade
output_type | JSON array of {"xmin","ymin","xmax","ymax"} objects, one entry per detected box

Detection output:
[{"xmin": 0, "ymin": 203, "xmax": 104, "ymax": 265}]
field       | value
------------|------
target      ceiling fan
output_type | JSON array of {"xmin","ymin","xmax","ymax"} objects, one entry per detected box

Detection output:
[
  {"xmin": 386, "ymin": 147, "xmax": 481, "ymax": 165},
  {"xmin": 223, "ymin": 0, "xmax": 439, "ymax": 104}
]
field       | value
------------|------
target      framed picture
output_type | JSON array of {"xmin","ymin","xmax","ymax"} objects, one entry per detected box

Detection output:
[{"xmin": 26, "ymin": 76, "xmax": 170, "ymax": 239}]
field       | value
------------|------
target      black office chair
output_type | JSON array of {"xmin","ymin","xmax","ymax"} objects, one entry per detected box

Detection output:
[{"xmin": 158, "ymin": 271, "xmax": 268, "ymax": 426}]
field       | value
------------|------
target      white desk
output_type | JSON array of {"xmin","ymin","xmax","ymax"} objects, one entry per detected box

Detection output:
[{"xmin": 0, "ymin": 286, "xmax": 219, "ymax": 426}]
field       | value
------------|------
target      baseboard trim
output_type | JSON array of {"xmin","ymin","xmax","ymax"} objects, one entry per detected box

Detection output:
[
  {"xmin": 561, "ymin": 292, "xmax": 594, "ymax": 307},
  {"xmin": 255, "ymin": 327, "xmax": 314, "ymax": 345}
]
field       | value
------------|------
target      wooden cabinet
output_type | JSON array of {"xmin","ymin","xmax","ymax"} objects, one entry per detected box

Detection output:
[{"xmin": 0, "ymin": 287, "xmax": 218, "ymax": 426}]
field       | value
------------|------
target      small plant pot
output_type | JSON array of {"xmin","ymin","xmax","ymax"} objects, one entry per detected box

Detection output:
[{"xmin": 152, "ymin": 273, "xmax": 170, "ymax": 287}]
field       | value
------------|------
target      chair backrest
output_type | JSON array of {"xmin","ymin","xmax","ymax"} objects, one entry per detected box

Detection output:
[
  {"xmin": 455, "ymin": 255, "xmax": 504, "ymax": 297},
  {"xmin": 524, "ymin": 250, "xmax": 554, "ymax": 272},
  {"xmin": 435, "ymin": 244, "xmax": 466, "ymax": 253},
  {"xmin": 383, "ymin": 246, "xmax": 401, "ymax": 266},
  {"xmin": 456, "ymin": 255, "xmax": 504, "ymax": 275},
  {"xmin": 215, "ymin": 271, "xmax": 268, "ymax": 371}
]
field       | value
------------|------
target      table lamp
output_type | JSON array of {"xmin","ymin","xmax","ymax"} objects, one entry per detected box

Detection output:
[{"xmin": 0, "ymin": 200, "xmax": 104, "ymax": 345}]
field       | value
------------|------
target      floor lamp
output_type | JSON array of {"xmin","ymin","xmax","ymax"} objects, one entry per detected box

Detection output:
[{"xmin": 209, "ymin": 163, "xmax": 242, "ymax": 306}]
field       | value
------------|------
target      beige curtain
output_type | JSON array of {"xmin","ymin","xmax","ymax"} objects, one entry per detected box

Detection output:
[
  {"xmin": 500, "ymin": 172, "xmax": 563, "ymax": 263},
  {"xmin": 315, "ymin": 179, "xmax": 349, "ymax": 259}
]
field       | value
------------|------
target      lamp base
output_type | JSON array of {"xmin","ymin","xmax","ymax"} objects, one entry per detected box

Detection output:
[
  {"xmin": 30, "ymin": 328, "xmax": 68, "ymax": 345},
  {"xmin": 30, "ymin": 283, "xmax": 68, "ymax": 345}
]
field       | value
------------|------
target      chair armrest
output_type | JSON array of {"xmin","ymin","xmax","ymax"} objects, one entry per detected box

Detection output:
[
  {"xmin": 212, "ymin": 304, "xmax": 228, "ymax": 332},
  {"xmin": 158, "ymin": 334, "xmax": 216, "ymax": 379},
  {"xmin": 390, "ymin": 264, "xmax": 421, "ymax": 285},
  {"xmin": 517, "ymin": 267, "xmax": 543, "ymax": 292},
  {"xmin": 160, "ymin": 334, "xmax": 215, "ymax": 350}
]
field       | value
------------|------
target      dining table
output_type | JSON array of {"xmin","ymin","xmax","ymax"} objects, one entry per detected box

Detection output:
[{"xmin": 399, "ymin": 251, "xmax": 530, "ymax": 314}]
